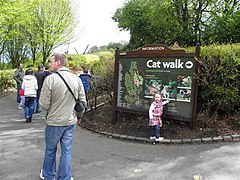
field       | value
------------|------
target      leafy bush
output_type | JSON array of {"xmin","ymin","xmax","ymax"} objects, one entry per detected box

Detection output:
[
  {"xmin": 0, "ymin": 70, "xmax": 16, "ymax": 94},
  {"xmin": 197, "ymin": 44, "xmax": 240, "ymax": 115},
  {"xmin": 94, "ymin": 51, "xmax": 114, "ymax": 61},
  {"xmin": 67, "ymin": 54, "xmax": 100, "ymax": 70},
  {"xmin": 90, "ymin": 52, "xmax": 115, "ymax": 95},
  {"xmin": 0, "ymin": 62, "xmax": 12, "ymax": 70},
  {"xmin": 67, "ymin": 52, "xmax": 115, "ymax": 96}
]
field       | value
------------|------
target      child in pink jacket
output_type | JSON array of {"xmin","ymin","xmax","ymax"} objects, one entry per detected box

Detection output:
[{"xmin": 149, "ymin": 92, "xmax": 170, "ymax": 141}]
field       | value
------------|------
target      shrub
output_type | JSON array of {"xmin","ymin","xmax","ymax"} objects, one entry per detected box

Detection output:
[
  {"xmin": 90, "ymin": 52, "xmax": 114, "ymax": 95},
  {"xmin": 67, "ymin": 52, "xmax": 115, "ymax": 96},
  {"xmin": 67, "ymin": 54, "xmax": 100, "ymax": 70},
  {"xmin": 196, "ymin": 44, "xmax": 240, "ymax": 115},
  {"xmin": 0, "ymin": 70, "xmax": 16, "ymax": 94}
]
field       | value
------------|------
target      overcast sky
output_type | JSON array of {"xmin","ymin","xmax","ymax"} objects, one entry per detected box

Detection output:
[{"xmin": 57, "ymin": 0, "xmax": 130, "ymax": 54}]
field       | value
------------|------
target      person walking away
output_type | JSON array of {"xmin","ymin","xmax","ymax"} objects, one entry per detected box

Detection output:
[
  {"xmin": 39, "ymin": 53, "xmax": 86, "ymax": 180},
  {"xmin": 149, "ymin": 92, "xmax": 170, "ymax": 141},
  {"xmin": 35, "ymin": 65, "xmax": 45, "ymax": 113},
  {"xmin": 13, "ymin": 63, "xmax": 24, "ymax": 103},
  {"xmin": 79, "ymin": 68, "xmax": 92, "ymax": 106},
  {"xmin": 21, "ymin": 68, "xmax": 38, "ymax": 122},
  {"xmin": 43, "ymin": 65, "xmax": 52, "ymax": 81},
  {"xmin": 18, "ymin": 88, "xmax": 25, "ymax": 110},
  {"xmin": 79, "ymin": 68, "xmax": 92, "ymax": 94},
  {"xmin": 78, "ymin": 68, "xmax": 92, "ymax": 125}
]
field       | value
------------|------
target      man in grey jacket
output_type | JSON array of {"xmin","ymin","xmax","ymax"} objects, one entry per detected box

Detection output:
[
  {"xmin": 13, "ymin": 63, "xmax": 24, "ymax": 103},
  {"xmin": 39, "ymin": 53, "xmax": 86, "ymax": 180}
]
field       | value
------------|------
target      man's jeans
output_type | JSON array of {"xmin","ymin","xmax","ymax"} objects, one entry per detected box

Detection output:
[
  {"xmin": 35, "ymin": 89, "xmax": 41, "ymax": 113},
  {"xmin": 17, "ymin": 83, "xmax": 22, "ymax": 103},
  {"xmin": 42, "ymin": 124, "xmax": 76, "ymax": 180},
  {"xmin": 152, "ymin": 125, "xmax": 161, "ymax": 138},
  {"xmin": 24, "ymin": 97, "xmax": 35, "ymax": 121}
]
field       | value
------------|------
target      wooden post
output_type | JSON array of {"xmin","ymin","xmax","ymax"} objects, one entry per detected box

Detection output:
[
  {"xmin": 112, "ymin": 48, "xmax": 120, "ymax": 125},
  {"xmin": 190, "ymin": 43, "xmax": 201, "ymax": 129}
]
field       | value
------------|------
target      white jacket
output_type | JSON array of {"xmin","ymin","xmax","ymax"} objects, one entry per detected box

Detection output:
[{"xmin": 22, "ymin": 75, "xmax": 38, "ymax": 97}]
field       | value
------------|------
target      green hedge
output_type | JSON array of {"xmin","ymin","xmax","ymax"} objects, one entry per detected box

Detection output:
[
  {"xmin": 196, "ymin": 44, "xmax": 240, "ymax": 114},
  {"xmin": 67, "ymin": 54, "xmax": 100, "ymax": 70},
  {"xmin": 90, "ymin": 52, "xmax": 115, "ymax": 94},
  {"xmin": 67, "ymin": 52, "xmax": 115, "ymax": 94},
  {"xmin": 0, "ymin": 70, "xmax": 16, "ymax": 94}
]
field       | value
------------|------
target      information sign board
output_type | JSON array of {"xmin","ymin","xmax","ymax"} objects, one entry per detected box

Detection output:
[{"xmin": 112, "ymin": 44, "xmax": 200, "ymax": 127}]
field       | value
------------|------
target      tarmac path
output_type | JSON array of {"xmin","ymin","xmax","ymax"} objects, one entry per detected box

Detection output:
[{"xmin": 0, "ymin": 93, "xmax": 240, "ymax": 180}]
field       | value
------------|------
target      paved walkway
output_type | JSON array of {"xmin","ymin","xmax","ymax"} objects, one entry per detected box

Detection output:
[{"xmin": 1, "ymin": 93, "xmax": 240, "ymax": 180}]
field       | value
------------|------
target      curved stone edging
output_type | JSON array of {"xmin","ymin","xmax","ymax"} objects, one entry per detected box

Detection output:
[
  {"xmin": 83, "ymin": 103, "xmax": 240, "ymax": 144},
  {"xmin": 80, "ymin": 124, "xmax": 240, "ymax": 144}
]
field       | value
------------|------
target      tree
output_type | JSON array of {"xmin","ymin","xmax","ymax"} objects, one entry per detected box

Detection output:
[
  {"xmin": 87, "ymin": 42, "xmax": 128, "ymax": 54},
  {"xmin": 113, "ymin": 0, "xmax": 240, "ymax": 48},
  {"xmin": 0, "ymin": 0, "xmax": 31, "ymax": 68},
  {"xmin": 24, "ymin": 2, "xmax": 42, "ymax": 65},
  {"xmin": 204, "ymin": 0, "xmax": 240, "ymax": 44},
  {"xmin": 0, "ymin": 0, "xmax": 78, "ymax": 68},
  {"xmin": 148, "ymin": 0, "xmax": 181, "ymax": 45},
  {"xmin": 107, "ymin": 42, "xmax": 129, "ymax": 52},
  {"xmin": 0, "ymin": 0, "xmax": 8, "ymax": 60},
  {"xmin": 35, "ymin": 0, "xmax": 77, "ymax": 64},
  {"xmin": 113, "ymin": 0, "xmax": 154, "ymax": 49}
]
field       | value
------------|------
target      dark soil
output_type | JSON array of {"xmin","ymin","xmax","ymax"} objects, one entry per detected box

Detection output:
[{"xmin": 82, "ymin": 104, "xmax": 240, "ymax": 139}]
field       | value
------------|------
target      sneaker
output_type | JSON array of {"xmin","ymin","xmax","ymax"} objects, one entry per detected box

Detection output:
[
  {"xmin": 150, "ymin": 136, "xmax": 155, "ymax": 140},
  {"xmin": 39, "ymin": 169, "xmax": 44, "ymax": 180},
  {"xmin": 155, "ymin": 137, "xmax": 164, "ymax": 141},
  {"xmin": 40, "ymin": 169, "xmax": 73, "ymax": 180}
]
